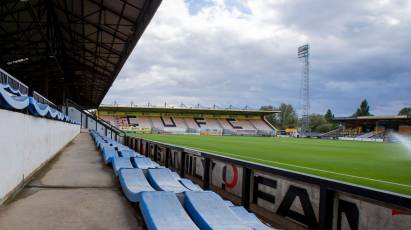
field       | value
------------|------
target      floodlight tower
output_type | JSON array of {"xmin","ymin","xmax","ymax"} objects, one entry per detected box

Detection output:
[{"xmin": 298, "ymin": 44, "xmax": 310, "ymax": 137}]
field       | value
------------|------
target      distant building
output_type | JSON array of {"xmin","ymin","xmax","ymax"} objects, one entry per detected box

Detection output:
[{"xmin": 334, "ymin": 115, "xmax": 411, "ymax": 135}]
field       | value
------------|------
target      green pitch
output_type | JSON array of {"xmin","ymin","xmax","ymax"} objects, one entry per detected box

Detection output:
[{"xmin": 130, "ymin": 133, "xmax": 411, "ymax": 196}]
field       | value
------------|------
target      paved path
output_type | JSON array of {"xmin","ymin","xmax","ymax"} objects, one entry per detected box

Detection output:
[{"xmin": 0, "ymin": 131, "xmax": 143, "ymax": 230}]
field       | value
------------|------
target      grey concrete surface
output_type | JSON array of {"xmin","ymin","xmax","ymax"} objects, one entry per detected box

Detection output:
[
  {"xmin": 0, "ymin": 132, "xmax": 143, "ymax": 230},
  {"xmin": 30, "ymin": 132, "xmax": 115, "ymax": 188}
]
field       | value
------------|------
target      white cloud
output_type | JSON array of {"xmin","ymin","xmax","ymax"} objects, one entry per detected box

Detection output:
[{"xmin": 103, "ymin": 0, "xmax": 411, "ymax": 115}]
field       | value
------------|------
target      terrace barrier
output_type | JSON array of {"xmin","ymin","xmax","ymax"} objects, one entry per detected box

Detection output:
[{"xmin": 124, "ymin": 136, "xmax": 411, "ymax": 230}]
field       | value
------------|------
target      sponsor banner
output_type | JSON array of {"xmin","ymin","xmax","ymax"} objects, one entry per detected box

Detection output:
[
  {"xmin": 196, "ymin": 158, "xmax": 243, "ymax": 196},
  {"xmin": 148, "ymin": 146, "xmax": 411, "ymax": 230},
  {"xmin": 200, "ymin": 129, "xmax": 223, "ymax": 136},
  {"xmin": 251, "ymin": 171, "xmax": 411, "ymax": 229},
  {"xmin": 253, "ymin": 171, "xmax": 320, "ymax": 228},
  {"xmin": 235, "ymin": 129, "xmax": 258, "ymax": 135},
  {"xmin": 120, "ymin": 127, "xmax": 151, "ymax": 133},
  {"xmin": 337, "ymin": 194, "xmax": 411, "ymax": 230}
]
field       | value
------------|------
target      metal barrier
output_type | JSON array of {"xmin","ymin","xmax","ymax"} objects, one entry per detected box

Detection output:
[
  {"xmin": 66, "ymin": 99, "xmax": 126, "ymax": 143},
  {"xmin": 125, "ymin": 136, "xmax": 411, "ymax": 230},
  {"xmin": 0, "ymin": 68, "xmax": 28, "ymax": 95},
  {"xmin": 33, "ymin": 91, "xmax": 58, "ymax": 109}
]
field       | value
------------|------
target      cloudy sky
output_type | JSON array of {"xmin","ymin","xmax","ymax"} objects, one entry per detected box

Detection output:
[{"xmin": 103, "ymin": 0, "xmax": 411, "ymax": 116}]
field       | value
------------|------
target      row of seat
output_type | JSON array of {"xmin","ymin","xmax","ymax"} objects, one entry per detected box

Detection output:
[
  {"xmin": 0, "ymin": 83, "xmax": 78, "ymax": 124},
  {"xmin": 90, "ymin": 130, "xmax": 274, "ymax": 230}
]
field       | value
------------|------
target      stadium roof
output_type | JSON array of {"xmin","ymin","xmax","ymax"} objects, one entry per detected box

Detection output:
[
  {"xmin": 98, "ymin": 105, "xmax": 280, "ymax": 116},
  {"xmin": 0, "ymin": 0, "xmax": 161, "ymax": 108},
  {"xmin": 334, "ymin": 115, "xmax": 411, "ymax": 122}
]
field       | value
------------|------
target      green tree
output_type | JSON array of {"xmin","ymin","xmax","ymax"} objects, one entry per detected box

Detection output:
[
  {"xmin": 277, "ymin": 103, "xmax": 298, "ymax": 130},
  {"xmin": 324, "ymin": 109, "xmax": 334, "ymax": 123},
  {"xmin": 309, "ymin": 114, "xmax": 328, "ymax": 133},
  {"xmin": 352, "ymin": 99, "xmax": 372, "ymax": 117},
  {"xmin": 398, "ymin": 107, "xmax": 411, "ymax": 116}
]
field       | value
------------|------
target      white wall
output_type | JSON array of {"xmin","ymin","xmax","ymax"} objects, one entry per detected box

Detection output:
[{"xmin": 0, "ymin": 109, "xmax": 80, "ymax": 204}]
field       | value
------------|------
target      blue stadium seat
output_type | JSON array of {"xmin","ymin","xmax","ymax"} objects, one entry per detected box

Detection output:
[
  {"xmin": 112, "ymin": 157, "xmax": 134, "ymax": 175},
  {"xmin": 147, "ymin": 168, "xmax": 188, "ymax": 193},
  {"xmin": 102, "ymin": 147, "xmax": 119, "ymax": 164},
  {"xmin": 183, "ymin": 191, "xmax": 251, "ymax": 230},
  {"xmin": 28, "ymin": 97, "xmax": 49, "ymax": 117},
  {"xmin": 139, "ymin": 191, "xmax": 199, "ymax": 230},
  {"xmin": 171, "ymin": 171, "xmax": 181, "ymax": 180},
  {"xmin": 99, "ymin": 142, "xmax": 116, "ymax": 151},
  {"xmin": 0, "ymin": 84, "xmax": 29, "ymax": 110},
  {"xmin": 118, "ymin": 168, "xmax": 155, "ymax": 202},
  {"xmin": 119, "ymin": 149, "xmax": 139, "ymax": 158},
  {"xmin": 230, "ymin": 206, "xmax": 274, "ymax": 230},
  {"xmin": 180, "ymin": 179, "xmax": 203, "ymax": 191},
  {"xmin": 132, "ymin": 157, "xmax": 160, "ymax": 169},
  {"xmin": 224, "ymin": 200, "xmax": 234, "ymax": 207},
  {"xmin": 115, "ymin": 145, "xmax": 131, "ymax": 152}
]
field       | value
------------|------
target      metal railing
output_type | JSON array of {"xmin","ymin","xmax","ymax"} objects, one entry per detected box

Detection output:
[
  {"xmin": 100, "ymin": 103, "xmax": 279, "ymax": 113},
  {"xmin": 0, "ymin": 68, "xmax": 28, "ymax": 96},
  {"xmin": 66, "ymin": 99, "xmax": 126, "ymax": 142},
  {"xmin": 124, "ymin": 136, "xmax": 411, "ymax": 230},
  {"xmin": 33, "ymin": 91, "xmax": 58, "ymax": 109}
]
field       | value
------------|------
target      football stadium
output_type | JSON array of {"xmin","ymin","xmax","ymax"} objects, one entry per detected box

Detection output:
[{"xmin": 0, "ymin": 1, "xmax": 411, "ymax": 230}]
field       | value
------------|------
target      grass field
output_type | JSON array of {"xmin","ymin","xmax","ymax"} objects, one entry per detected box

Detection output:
[{"xmin": 130, "ymin": 133, "xmax": 411, "ymax": 196}]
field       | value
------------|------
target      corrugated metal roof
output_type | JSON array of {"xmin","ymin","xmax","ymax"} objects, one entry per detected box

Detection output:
[{"xmin": 0, "ymin": 0, "xmax": 161, "ymax": 107}]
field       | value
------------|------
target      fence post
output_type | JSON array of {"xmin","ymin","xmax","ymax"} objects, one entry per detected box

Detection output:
[
  {"xmin": 241, "ymin": 167, "xmax": 252, "ymax": 210},
  {"xmin": 145, "ymin": 142, "xmax": 149, "ymax": 156},
  {"xmin": 180, "ymin": 151, "xmax": 186, "ymax": 178},
  {"xmin": 203, "ymin": 157, "xmax": 211, "ymax": 190},
  {"xmin": 165, "ymin": 148, "xmax": 170, "ymax": 168},
  {"xmin": 154, "ymin": 145, "xmax": 158, "ymax": 162}
]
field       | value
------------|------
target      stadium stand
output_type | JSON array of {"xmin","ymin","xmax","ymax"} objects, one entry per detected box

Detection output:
[
  {"xmin": 237, "ymin": 119, "xmax": 256, "ymax": 130},
  {"xmin": 185, "ymin": 117, "xmax": 201, "ymax": 130},
  {"xmin": 97, "ymin": 105, "xmax": 277, "ymax": 136},
  {"xmin": 89, "ymin": 129, "xmax": 275, "ymax": 230}
]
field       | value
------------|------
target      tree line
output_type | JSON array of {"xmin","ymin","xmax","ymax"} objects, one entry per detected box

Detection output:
[{"xmin": 260, "ymin": 99, "xmax": 410, "ymax": 133}]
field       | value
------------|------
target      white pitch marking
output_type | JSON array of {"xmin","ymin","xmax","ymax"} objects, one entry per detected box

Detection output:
[{"xmin": 202, "ymin": 148, "xmax": 411, "ymax": 189}]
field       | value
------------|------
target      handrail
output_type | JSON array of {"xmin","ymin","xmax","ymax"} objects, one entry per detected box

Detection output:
[
  {"xmin": 33, "ymin": 91, "xmax": 57, "ymax": 109},
  {"xmin": 66, "ymin": 98, "xmax": 125, "ymax": 136},
  {"xmin": 0, "ymin": 68, "xmax": 29, "ymax": 96}
]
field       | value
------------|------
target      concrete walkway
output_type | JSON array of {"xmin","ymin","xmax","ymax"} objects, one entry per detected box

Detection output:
[{"xmin": 0, "ymin": 131, "xmax": 143, "ymax": 230}]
